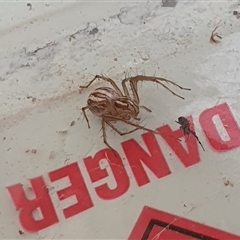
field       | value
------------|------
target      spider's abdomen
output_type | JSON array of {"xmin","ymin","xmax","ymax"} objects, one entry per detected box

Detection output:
[{"xmin": 87, "ymin": 87, "xmax": 120, "ymax": 117}]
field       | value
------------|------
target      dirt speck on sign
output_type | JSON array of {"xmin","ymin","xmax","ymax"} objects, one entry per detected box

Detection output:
[
  {"xmin": 162, "ymin": 0, "xmax": 178, "ymax": 7},
  {"xmin": 58, "ymin": 130, "xmax": 68, "ymax": 134},
  {"xmin": 49, "ymin": 151, "xmax": 55, "ymax": 159},
  {"xmin": 27, "ymin": 3, "xmax": 32, "ymax": 10},
  {"xmin": 26, "ymin": 149, "xmax": 37, "ymax": 153},
  {"xmin": 24, "ymin": 41, "xmax": 57, "ymax": 55},
  {"xmin": 210, "ymin": 21, "xmax": 222, "ymax": 44},
  {"xmin": 233, "ymin": 11, "xmax": 240, "ymax": 19},
  {"xmin": 223, "ymin": 177, "xmax": 233, "ymax": 187},
  {"xmin": 26, "ymin": 95, "xmax": 36, "ymax": 102},
  {"xmin": 89, "ymin": 27, "xmax": 98, "ymax": 35},
  {"xmin": 31, "ymin": 149, "xmax": 37, "ymax": 153},
  {"xmin": 70, "ymin": 121, "xmax": 75, "ymax": 126}
]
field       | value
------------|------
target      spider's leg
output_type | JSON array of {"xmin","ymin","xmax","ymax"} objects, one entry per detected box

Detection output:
[
  {"xmin": 101, "ymin": 119, "xmax": 119, "ymax": 158},
  {"xmin": 80, "ymin": 75, "xmax": 123, "ymax": 96},
  {"xmin": 121, "ymin": 78, "xmax": 132, "ymax": 100},
  {"xmin": 152, "ymin": 75, "xmax": 191, "ymax": 91},
  {"xmin": 121, "ymin": 120, "xmax": 160, "ymax": 135},
  {"xmin": 122, "ymin": 119, "xmax": 182, "ymax": 142},
  {"xmin": 140, "ymin": 105, "xmax": 152, "ymax": 112},
  {"xmin": 104, "ymin": 115, "xmax": 160, "ymax": 135},
  {"xmin": 105, "ymin": 115, "xmax": 182, "ymax": 142},
  {"xmin": 123, "ymin": 75, "xmax": 191, "ymax": 103},
  {"xmin": 82, "ymin": 106, "xmax": 91, "ymax": 128},
  {"xmin": 82, "ymin": 99, "xmax": 109, "ymax": 128},
  {"xmin": 105, "ymin": 120, "xmax": 140, "ymax": 136}
]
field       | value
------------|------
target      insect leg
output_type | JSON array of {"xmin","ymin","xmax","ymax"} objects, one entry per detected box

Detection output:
[
  {"xmin": 185, "ymin": 134, "xmax": 190, "ymax": 142},
  {"xmin": 190, "ymin": 130, "xmax": 205, "ymax": 151}
]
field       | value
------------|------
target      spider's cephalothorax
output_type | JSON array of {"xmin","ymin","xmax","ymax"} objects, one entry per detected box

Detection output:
[
  {"xmin": 113, "ymin": 97, "xmax": 140, "ymax": 121},
  {"xmin": 80, "ymin": 74, "xmax": 191, "ymax": 151}
]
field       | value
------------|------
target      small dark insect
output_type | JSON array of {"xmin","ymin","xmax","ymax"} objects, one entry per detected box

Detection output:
[
  {"xmin": 175, "ymin": 116, "xmax": 205, "ymax": 151},
  {"xmin": 26, "ymin": 95, "xmax": 36, "ymax": 102},
  {"xmin": 18, "ymin": 230, "xmax": 24, "ymax": 235}
]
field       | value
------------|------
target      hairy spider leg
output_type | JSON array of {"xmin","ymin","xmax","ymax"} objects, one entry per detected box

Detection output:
[
  {"xmin": 80, "ymin": 75, "xmax": 123, "ymax": 96},
  {"xmin": 105, "ymin": 120, "xmax": 140, "ymax": 136},
  {"xmin": 81, "ymin": 106, "xmax": 91, "ymax": 128},
  {"xmin": 120, "ymin": 77, "xmax": 151, "ymax": 111},
  {"xmin": 104, "ymin": 114, "xmax": 161, "ymax": 135},
  {"xmin": 122, "ymin": 75, "xmax": 191, "ymax": 104},
  {"xmin": 101, "ymin": 119, "xmax": 117, "ymax": 159},
  {"xmin": 81, "ymin": 99, "xmax": 112, "ymax": 129},
  {"xmin": 101, "ymin": 118, "xmax": 149, "ymax": 157},
  {"xmin": 101, "ymin": 116, "xmax": 160, "ymax": 154},
  {"xmin": 102, "ymin": 118, "xmax": 114, "ymax": 150},
  {"xmin": 101, "ymin": 119, "xmax": 124, "ymax": 159},
  {"xmin": 140, "ymin": 105, "xmax": 152, "ymax": 112}
]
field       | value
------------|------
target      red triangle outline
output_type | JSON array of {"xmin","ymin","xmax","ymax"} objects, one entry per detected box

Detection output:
[{"xmin": 128, "ymin": 206, "xmax": 240, "ymax": 240}]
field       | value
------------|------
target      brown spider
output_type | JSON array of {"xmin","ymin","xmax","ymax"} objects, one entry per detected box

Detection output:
[{"xmin": 80, "ymin": 74, "xmax": 191, "ymax": 151}]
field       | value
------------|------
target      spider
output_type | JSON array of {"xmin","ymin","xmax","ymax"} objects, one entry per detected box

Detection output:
[{"xmin": 80, "ymin": 74, "xmax": 191, "ymax": 151}]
